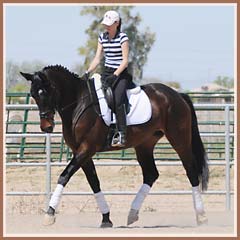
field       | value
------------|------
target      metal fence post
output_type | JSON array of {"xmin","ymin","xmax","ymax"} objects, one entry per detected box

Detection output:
[
  {"xmin": 45, "ymin": 133, "xmax": 51, "ymax": 210},
  {"xmin": 225, "ymin": 105, "xmax": 231, "ymax": 210}
]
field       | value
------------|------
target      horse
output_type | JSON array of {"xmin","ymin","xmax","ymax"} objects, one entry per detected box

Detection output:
[{"xmin": 20, "ymin": 65, "xmax": 209, "ymax": 227}]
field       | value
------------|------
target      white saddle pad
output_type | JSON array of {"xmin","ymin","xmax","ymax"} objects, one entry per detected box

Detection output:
[{"xmin": 92, "ymin": 73, "xmax": 152, "ymax": 126}]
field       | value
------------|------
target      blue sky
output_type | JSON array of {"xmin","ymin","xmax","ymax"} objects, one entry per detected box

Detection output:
[{"xmin": 4, "ymin": 4, "xmax": 235, "ymax": 90}]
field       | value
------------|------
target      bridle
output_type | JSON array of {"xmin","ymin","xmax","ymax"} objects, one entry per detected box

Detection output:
[
  {"xmin": 39, "ymin": 110, "xmax": 55, "ymax": 125},
  {"xmin": 38, "ymin": 78, "xmax": 102, "ymax": 131}
]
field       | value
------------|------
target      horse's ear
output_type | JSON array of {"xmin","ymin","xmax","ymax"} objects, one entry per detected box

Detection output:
[{"xmin": 20, "ymin": 72, "xmax": 33, "ymax": 81}]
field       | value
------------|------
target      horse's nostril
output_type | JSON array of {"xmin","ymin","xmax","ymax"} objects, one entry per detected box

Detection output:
[
  {"xmin": 42, "ymin": 126, "xmax": 53, "ymax": 133},
  {"xmin": 46, "ymin": 126, "xmax": 53, "ymax": 133}
]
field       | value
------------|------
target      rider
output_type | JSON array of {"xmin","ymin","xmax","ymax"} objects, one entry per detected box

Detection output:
[{"xmin": 83, "ymin": 10, "xmax": 133, "ymax": 147}]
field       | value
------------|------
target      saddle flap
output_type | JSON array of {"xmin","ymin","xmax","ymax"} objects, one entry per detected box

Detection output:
[
  {"xmin": 92, "ymin": 73, "xmax": 152, "ymax": 126},
  {"xmin": 105, "ymin": 87, "xmax": 115, "ymax": 112}
]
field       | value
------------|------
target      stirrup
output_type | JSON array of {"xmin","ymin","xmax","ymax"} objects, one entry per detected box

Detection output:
[{"xmin": 111, "ymin": 132, "xmax": 125, "ymax": 147}]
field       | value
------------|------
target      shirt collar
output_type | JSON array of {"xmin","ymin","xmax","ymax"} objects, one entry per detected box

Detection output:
[{"xmin": 103, "ymin": 31, "xmax": 120, "ymax": 40}]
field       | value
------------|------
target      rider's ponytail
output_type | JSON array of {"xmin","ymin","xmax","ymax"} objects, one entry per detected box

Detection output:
[{"xmin": 117, "ymin": 18, "xmax": 122, "ymax": 33}]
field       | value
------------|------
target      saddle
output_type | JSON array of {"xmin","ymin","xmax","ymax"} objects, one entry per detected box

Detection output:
[
  {"xmin": 90, "ymin": 73, "xmax": 152, "ymax": 127},
  {"xmin": 105, "ymin": 86, "xmax": 115, "ymax": 113}
]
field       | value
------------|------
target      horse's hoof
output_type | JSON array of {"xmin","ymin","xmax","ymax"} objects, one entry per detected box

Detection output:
[
  {"xmin": 43, "ymin": 213, "xmax": 56, "ymax": 226},
  {"xmin": 100, "ymin": 221, "xmax": 113, "ymax": 228},
  {"xmin": 127, "ymin": 209, "xmax": 139, "ymax": 225},
  {"xmin": 196, "ymin": 212, "xmax": 208, "ymax": 225}
]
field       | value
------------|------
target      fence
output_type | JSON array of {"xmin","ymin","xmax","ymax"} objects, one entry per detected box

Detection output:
[
  {"xmin": 5, "ymin": 105, "xmax": 235, "ymax": 162},
  {"xmin": 5, "ymin": 101, "xmax": 235, "ymax": 211}
]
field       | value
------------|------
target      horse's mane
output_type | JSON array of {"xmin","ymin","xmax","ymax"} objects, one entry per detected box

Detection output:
[{"xmin": 42, "ymin": 65, "xmax": 80, "ymax": 81}]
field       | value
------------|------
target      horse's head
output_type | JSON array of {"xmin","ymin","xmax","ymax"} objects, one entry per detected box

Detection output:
[{"xmin": 20, "ymin": 71, "xmax": 56, "ymax": 133}]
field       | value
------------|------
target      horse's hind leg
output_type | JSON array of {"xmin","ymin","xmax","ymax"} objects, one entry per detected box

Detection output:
[
  {"xmin": 165, "ymin": 132, "xmax": 207, "ymax": 225},
  {"xmin": 128, "ymin": 139, "xmax": 159, "ymax": 225},
  {"xmin": 81, "ymin": 159, "xmax": 112, "ymax": 228},
  {"xmin": 179, "ymin": 149, "xmax": 207, "ymax": 225}
]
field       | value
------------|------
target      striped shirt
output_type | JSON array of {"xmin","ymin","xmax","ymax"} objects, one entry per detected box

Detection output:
[{"xmin": 98, "ymin": 32, "xmax": 129, "ymax": 69}]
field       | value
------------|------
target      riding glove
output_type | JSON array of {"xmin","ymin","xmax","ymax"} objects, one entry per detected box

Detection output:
[{"xmin": 105, "ymin": 74, "xmax": 118, "ymax": 85}]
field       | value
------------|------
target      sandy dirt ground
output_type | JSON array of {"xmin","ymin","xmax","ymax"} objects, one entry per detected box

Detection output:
[
  {"xmin": 5, "ymin": 163, "xmax": 236, "ymax": 237},
  {"xmin": 5, "ymin": 211, "xmax": 235, "ymax": 237}
]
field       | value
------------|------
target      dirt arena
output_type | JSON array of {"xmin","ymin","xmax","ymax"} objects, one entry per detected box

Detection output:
[
  {"xmin": 5, "ymin": 163, "xmax": 236, "ymax": 237},
  {"xmin": 5, "ymin": 211, "xmax": 234, "ymax": 237}
]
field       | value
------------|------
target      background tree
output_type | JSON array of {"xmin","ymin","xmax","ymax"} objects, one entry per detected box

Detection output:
[
  {"xmin": 213, "ymin": 76, "xmax": 234, "ymax": 89},
  {"xmin": 6, "ymin": 61, "xmax": 20, "ymax": 89},
  {"xmin": 6, "ymin": 60, "xmax": 46, "ymax": 92},
  {"xmin": 78, "ymin": 6, "xmax": 156, "ymax": 82},
  {"xmin": 165, "ymin": 81, "xmax": 181, "ymax": 90}
]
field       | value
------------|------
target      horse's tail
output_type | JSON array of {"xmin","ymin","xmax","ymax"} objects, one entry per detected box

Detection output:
[{"xmin": 180, "ymin": 93, "xmax": 209, "ymax": 191}]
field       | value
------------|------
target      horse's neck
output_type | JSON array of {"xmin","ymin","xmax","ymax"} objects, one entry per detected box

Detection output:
[
  {"xmin": 57, "ymin": 79, "xmax": 94, "ymax": 139},
  {"xmin": 54, "ymin": 74, "xmax": 87, "ymax": 111}
]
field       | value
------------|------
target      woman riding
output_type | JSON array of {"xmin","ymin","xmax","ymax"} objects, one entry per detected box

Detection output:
[{"xmin": 83, "ymin": 10, "xmax": 133, "ymax": 147}]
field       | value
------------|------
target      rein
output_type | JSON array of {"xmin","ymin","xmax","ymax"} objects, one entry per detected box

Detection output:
[
  {"xmin": 71, "ymin": 89, "xmax": 102, "ymax": 134},
  {"xmin": 59, "ymin": 94, "xmax": 90, "ymax": 113},
  {"xmin": 54, "ymin": 78, "xmax": 102, "ymax": 135},
  {"xmin": 60, "ymin": 100, "xmax": 78, "ymax": 112}
]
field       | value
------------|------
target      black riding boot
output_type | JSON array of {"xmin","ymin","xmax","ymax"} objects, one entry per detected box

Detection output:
[{"xmin": 111, "ymin": 104, "xmax": 127, "ymax": 147}]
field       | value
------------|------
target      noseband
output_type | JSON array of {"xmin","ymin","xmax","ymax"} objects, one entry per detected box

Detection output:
[{"xmin": 39, "ymin": 110, "xmax": 55, "ymax": 120}]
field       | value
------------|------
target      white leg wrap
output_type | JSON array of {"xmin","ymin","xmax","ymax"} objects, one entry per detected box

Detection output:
[
  {"xmin": 94, "ymin": 191, "xmax": 109, "ymax": 214},
  {"xmin": 49, "ymin": 184, "xmax": 64, "ymax": 210},
  {"xmin": 131, "ymin": 184, "xmax": 151, "ymax": 210},
  {"xmin": 192, "ymin": 186, "xmax": 204, "ymax": 213}
]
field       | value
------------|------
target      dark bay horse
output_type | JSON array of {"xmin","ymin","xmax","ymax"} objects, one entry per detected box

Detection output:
[{"xmin": 20, "ymin": 65, "xmax": 209, "ymax": 227}]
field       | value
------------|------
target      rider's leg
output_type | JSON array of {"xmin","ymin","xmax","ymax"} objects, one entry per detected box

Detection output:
[{"xmin": 111, "ymin": 78, "xmax": 128, "ymax": 147}]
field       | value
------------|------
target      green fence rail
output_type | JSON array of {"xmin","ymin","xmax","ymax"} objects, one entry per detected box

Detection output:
[{"xmin": 5, "ymin": 92, "xmax": 234, "ymax": 163}]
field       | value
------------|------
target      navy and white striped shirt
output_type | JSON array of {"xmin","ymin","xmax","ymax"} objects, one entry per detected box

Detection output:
[{"xmin": 98, "ymin": 32, "xmax": 129, "ymax": 69}]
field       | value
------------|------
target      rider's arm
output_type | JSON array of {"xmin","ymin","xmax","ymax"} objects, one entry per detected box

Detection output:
[
  {"xmin": 87, "ymin": 42, "xmax": 103, "ymax": 73},
  {"xmin": 113, "ymin": 40, "xmax": 129, "ymax": 77}
]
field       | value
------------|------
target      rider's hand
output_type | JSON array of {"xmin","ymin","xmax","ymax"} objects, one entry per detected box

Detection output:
[
  {"xmin": 105, "ymin": 74, "xmax": 118, "ymax": 84},
  {"xmin": 82, "ymin": 71, "xmax": 89, "ymax": 81}
]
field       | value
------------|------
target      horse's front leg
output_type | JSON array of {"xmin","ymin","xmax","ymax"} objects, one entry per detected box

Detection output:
[
  {"xmin": 43, "ymin": 150, "xmax": 91, "ymax": 226},
  {"xmin": 81, "ymin": 159, "xmax": 112, "ymax": 228}
]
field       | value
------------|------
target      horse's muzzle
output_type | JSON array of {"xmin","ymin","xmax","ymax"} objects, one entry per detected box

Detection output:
[
  {"xmin": 40, "ymin": 118, "xmax": 55, "ymax": 133},
  {"xmin": 41, "ymin": 124, "xmax": 54, "ymax": 133}
]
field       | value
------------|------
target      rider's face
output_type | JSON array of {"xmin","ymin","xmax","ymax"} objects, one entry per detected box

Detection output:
[{"xmin": 104, "ymin": 21, "xmax": 118, "ymax": 35}]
